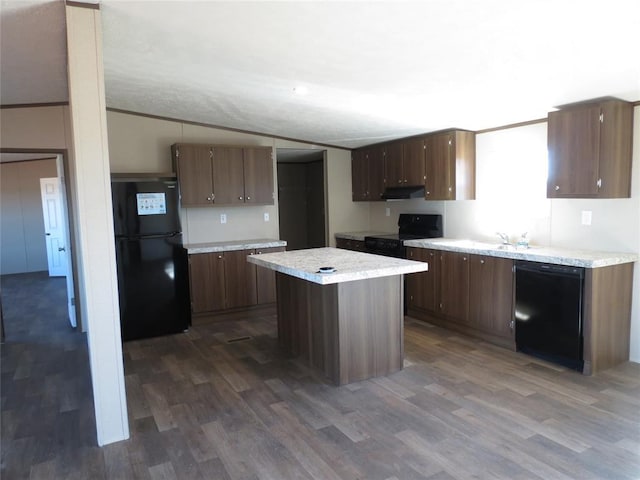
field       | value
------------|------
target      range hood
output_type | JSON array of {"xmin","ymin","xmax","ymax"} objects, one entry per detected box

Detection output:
[{"xmin": 381, "ymin": 185, "xmax": 425, "ymax": 200}]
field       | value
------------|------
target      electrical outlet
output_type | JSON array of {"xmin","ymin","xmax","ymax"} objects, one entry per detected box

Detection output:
[
  {"xmin": 581, "ymin": 210, "xmax": 592, "ymax": 226},
  {"xmin": 264, "ymin": 212, "xmax": 270, "ymax": 222},
  {"xmin": 385, "ymin": 207, "xmax": 390, "ymax": 217},
  {"xmin": 220, "ymin": 213, "xmax": 227, "ymax": 224}
]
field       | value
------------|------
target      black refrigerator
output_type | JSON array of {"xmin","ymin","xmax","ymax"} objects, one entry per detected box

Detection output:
[{"xmin": 111, "ymin": 176, "xmax": 191, "ymax": 341}]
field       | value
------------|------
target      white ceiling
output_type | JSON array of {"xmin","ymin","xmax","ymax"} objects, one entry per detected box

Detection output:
[{"xmin": 1, "ymin": 0, "xmax": 639, "ymax": 149}]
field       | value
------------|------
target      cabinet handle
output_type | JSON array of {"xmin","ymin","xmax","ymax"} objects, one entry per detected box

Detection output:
[
  {"xmin": 555, "ymin": 185, "xmax": 560, "ymax": 191},
  {"xmin": 397, "ymin": 179, "xmax": 402, "ymax": 184},
  {"xmin": 596, "ymin": 178, "xmax": 602, "ymax": 189},
  {"xmin": 510, "ymin": 321, "xmax": 515, "ymax": 329},
  {"xmin": 426, "ymin": 191, "xmax": 431, "ymax": 195},
  {"xmin": 404, "ymin": 179, "xmax": 408, "ymax": 183},
  {"xmin": 246, "ymin": 196, "xmax": 251, "ymax": 200},
  {"xmin": 463, "ymin": 257, "xmax": 467, "ymax": 261},
  {"xmin": 206, "ymin": 196, "xmax": 212, "ymax": 201},
  {"xmin": 217, "ymin": 255, "xmax": 223, "ymax": 259},
  {"xmin": 239, "ymin": 196, "xmax": 244, "ymax": 200},
  {"xmin": 480, "ymin": 259, "xmax": 485, "ymax": 264}
]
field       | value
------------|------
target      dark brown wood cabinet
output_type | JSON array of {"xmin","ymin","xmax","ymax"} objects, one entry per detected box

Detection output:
[
  {"xmin": 384, "ymin": 142, "xmax": 404, "ymax": 187},
  {"xmin": 189, "ymin": 246, "xmax": 284, "ymax": 316},
  {"xmin": 224, "ymin": 249, "xmax": 258, "ymax": 309},
  {"xmin": 171, "ymin": 144, "xmax": 215, "ymax": 207},
  {"xmin": 439, "ymin": 251, "xmax": 470, "ymax": 323},
  {"xmin": 243, "ymin": 147, "xmax": 275, "ymax": 204},
  {"xmin": 407, "ymin": 248, "xmax": 438, "ymax": 312},
  {"xmin": 351, "ymin": 129, "xmax": 475, "ymax": 202},
  {"xmin": 173, "ymin": 143, "xmax": 274, "ymax": 206},
  {"xmin": 401, "ymin": 137, "xmax": 427, "ymax": 186},
  {"xmin": 547, "ymin": 99, "xmax": 633, "ymax": 198},
  {"xmin": 351, "ymin": 146, "xmax": 385, "ymax": 202},
  {"xmin": 385, "ymin": 140, "xmax": 426, "ymax": 187},
  {"xmin": 189, "ymin": 252, "xmax": 226, "ymax": 313},
  {"xmin": 408, "ymin": 248, "xmax": 515, "ymax": 349},
  {"xmin": 468, "ymin": 255, "xmax": 514, "ymax": 341},
  {"xmin": 425, "ymin": 130, "xmax": 476, "ymax": 200},
  {"xmin": 336, "ymin": 238, "xmax": 366, "ymax": 252},
  {"xmin": 255, "ymin": 246, "xmax": 285, "ymax": 304}
]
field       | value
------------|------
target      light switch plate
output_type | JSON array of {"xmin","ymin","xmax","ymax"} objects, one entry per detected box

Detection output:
[
  {"xmin": 385, "ymin": 207, "xmax": 390, "ymax": 217},
  {"xmin": 220, "ymin": 213, "xmax": 227, "ymax": 224},
  {"xmin": 581, "ymin": 210, "xmax": 592, "ymax": 226},
  {"xmin": 264, "ymin": 212, "xmax": 269, "ymax": 222}
]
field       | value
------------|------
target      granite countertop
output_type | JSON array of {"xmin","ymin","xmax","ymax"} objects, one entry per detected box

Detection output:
[
  {"xmin": 335, "ymin": 231, "xmax": 394, "ymax": 241},
  {"xmin": 247, "ymin": 247, "xmax": 428, "ymax": 285},
  {"xmin": 185, "ymin": 238, "xmax": 286, "ymax": 254},
  {"xmin": 404, "ymin": 238, "xmax": 639, "ymax": 268}
]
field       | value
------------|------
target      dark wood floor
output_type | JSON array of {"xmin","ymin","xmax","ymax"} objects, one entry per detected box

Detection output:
[{"xmin": 2, "ymin": 272, "xmax": 640, "ymax": 479}]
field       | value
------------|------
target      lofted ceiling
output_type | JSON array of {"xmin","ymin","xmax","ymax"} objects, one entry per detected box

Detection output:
[{"xmin": 1, "ymin": 0, "xmax": 639, "ymax": 149}]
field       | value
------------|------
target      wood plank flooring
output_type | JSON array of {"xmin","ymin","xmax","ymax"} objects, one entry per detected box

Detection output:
[{"xmin": 2, "ymin": 272, "xmax": 640, "ymax": 479}]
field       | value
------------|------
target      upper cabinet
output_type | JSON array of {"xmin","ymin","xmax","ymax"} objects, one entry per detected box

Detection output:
[
  {"xmin": 425, "ymin": 130, "xmax": 476, "ymax": 200},
  {"xmin": 547, "ymin": 98, "xmax": 633, "ymax": 198},
  {"xmin": 385, "ymin": 139, "xmax": 426, "ymax": 187},
  {"xmin": 351, "ymin": 145, "xmax": 385, "ymax": 202},
  {"xmin": 173, "ymin": 143, "xmax": 274, "ymax": 207},
  {"xmin": 351, "ymin": 129, "xmax": 475, "ymax": 202},
  {"xmin": 401, "ymin": 137, "xmax": 427, "ymax": 186}
]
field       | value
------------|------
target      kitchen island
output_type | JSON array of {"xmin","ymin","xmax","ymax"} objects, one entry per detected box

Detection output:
[{"xmin": 247, "ymin": 247, "xmax": 428, "ymax": 385}]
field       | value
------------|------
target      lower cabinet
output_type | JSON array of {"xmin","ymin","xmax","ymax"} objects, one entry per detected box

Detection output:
[
  {"xmin": 189, "ymin": 246, "xmax": 285, "ymax": 315},
  {"xmin": 407, "ymin": 247, "xmax": 515, "ymax": 348},
  {"xmin": 335, "ymin": 238, "xmax": 365, "ymax": 252},
  {"xmin": 469, "ymin": 255, "xmax": 514, "ymax": 340}
]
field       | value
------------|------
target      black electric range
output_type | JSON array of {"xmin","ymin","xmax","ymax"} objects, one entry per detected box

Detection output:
[{"xmin": 364, "ymin": 214, "xmax": 443, "ymax": 258}]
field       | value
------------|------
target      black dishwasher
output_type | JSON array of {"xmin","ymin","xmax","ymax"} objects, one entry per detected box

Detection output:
[{"xmin": 515, "ymin": 261, "xmax": 584, "ymax": 371}]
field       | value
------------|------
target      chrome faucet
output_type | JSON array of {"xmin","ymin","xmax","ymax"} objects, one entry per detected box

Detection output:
[{"xmin": 496, "ymin": 232, "xmax": 510, "ymax": 245}]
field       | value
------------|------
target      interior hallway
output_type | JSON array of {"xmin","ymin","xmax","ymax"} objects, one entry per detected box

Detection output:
[{"xmin": 2, "ymin": 272, "xmax": 640, "ymax": 479}]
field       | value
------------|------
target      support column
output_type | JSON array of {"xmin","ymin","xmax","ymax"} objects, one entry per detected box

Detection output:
[{"xmin": 65, "ymin": 3, "xmax": 129, "ymax": 445}]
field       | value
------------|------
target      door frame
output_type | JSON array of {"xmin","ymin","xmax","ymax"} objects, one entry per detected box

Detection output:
[{"xmin": 1, "ymin": 148, "xmax": 81, "ymax": 331}]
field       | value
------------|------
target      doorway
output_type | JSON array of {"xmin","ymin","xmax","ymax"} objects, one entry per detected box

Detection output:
[
  {"xmin": 0, "ymin": 152, "xmax": 78, "ymax": 334},
  {"xmin": 276, "ymin": 149, "xmax": 327, "ymax": 250}
]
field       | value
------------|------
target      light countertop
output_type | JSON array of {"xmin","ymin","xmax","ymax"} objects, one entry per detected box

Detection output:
[
  {"xmin": 404, "ymin": 238, "xmax": 639, "ymax": 268},
  {"xmin": 247, "ymin": 247, "xmax": 428, "ymax": 285},
  {"xmin": 185, "ymin": 238, "xmax": 286, "ymax": 254}
]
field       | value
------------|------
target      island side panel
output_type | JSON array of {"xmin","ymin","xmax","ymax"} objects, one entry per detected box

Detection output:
[
  {"xmin": 583, "ymin": 262, "xmax": 634, "ymax": 375},
  {"xmin": 276, "ymin": 273, "xmax": 340, "ymax": 381},
  {"xmin": 276, "ymin": 272, "xmax": 307, "ymax": 359},
  {"xmin": 337, "ymin": 275, "xmax": 404, "ymax": 385}
]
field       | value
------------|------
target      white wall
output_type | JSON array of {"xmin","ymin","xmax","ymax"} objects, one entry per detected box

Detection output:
[
  {"xmin": 367, "ymin": 109, "xmax": 640, "ymax": 363},
  {"xmin": 106, "ymin": 111, "xmax": 366, "ymax": 246}
]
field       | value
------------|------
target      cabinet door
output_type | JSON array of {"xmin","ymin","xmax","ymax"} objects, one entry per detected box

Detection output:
[
  {"xmin": 384, "ymin": 142, "xmax": 404, "ymax": 186},
  {"xmin": 212, "ymin": 146, "xmax": 245, "ymax": 204},
  {"xmin": 407, "ymin": 248, "xmax": 438, "ymax": 312},
  {"xmin": 469, "ymin": 255, "xmax": 514, "ymax": 338},
  {"xmin": 224, "ymin": 249, "xmax": 257, "ymax": 309},
  {"xmin": 189, "ymin": 253, "xmax": 225, "ymax": 313},
  {"xmin": 367, "ymin": 147, "xmax": 386, "ymax": 201},
  {"xmin": 439, "ymin": 251, "xmax": 469, "ymax": 323},
  {"xmin": 402, "ymin": 137, "xmax": 426, "ymax": 186},
  {"xmin": 175, "ymin": 144, "xmax": 214, "ymax": 207},
  {"xmin": 547, "ymin": 104, "xmax": 600, "ymax": 197},
  {"xmin": 256, "ymin": 246, "xmax": 285, "ymax": 304},
  {"xmin": 351, "ymin": 150, "xmax": 369, "ymax": 201},
  {"xmin": 425, "ymin": 133, "xmax": 454, "ymax": 200},
  {"xmin": 244, "ymin": 147, "xmax": 274, "ymax": 204}
]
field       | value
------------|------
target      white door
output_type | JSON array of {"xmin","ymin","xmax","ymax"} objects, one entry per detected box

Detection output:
[
  {"xmin": 40, "ymin": 177, "xmax": 68, "ymax": 277},
  {"xmin": 41, "ymin": 176, "xmax": 76, "ymax": 328}
]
